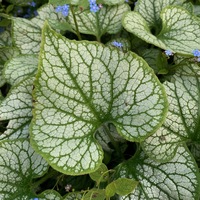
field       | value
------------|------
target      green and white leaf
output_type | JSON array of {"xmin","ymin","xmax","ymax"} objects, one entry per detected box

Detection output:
[
  {"xmin": 4, "ymin": 54, "xmax": 38, "ymax": 85},
  {"xmin": 0, "ymin": 30, "xmax": 12, "ymax": 47},
  {"xmin": 123, "ymin": 6, "xmax": 200, "ymax": 55},
  {"xmin": 134, "ymin": 0, "xmax": 186, "ymax": 28},
  {"xmin": 64, "ymin": 192, "xmax": 83, "ymax": 200},
  {"xmin": 31, "ymin": 4, "xmax": 66, "ymax": 29},
  {"xmin": 114, "ymin": 145, "xmax": 200, "ymax": 200},
  {"xmin": 30, "ymin": 23, "xmax": 168, "ymax": 175},
  {"xmin": 0, "ymin": 77, "xmax": 33, "ymax": 140},
  {"xmin": 12, "ymin": 18, "xmax": 41, "ymax": 54},
  {"xmin": 0, "ymin": 139, "xmax": 49, "ymax": 200},
  {"xmin": 0, "ymin": 64, "xmax": 6, "ymax": 87},
  {"xmin": 38, "ymin": 190, "xmax": 63, "ymax": 200},
  {"xmin": 0, "ymin": 47, "xmax": 20, "ymax": 64},
  {"xmin": 142, "ymin": 63, "xmax": 200, "ymax": 162},
  {"xmin": 12, "ymin": 4, "xmax": 65, "ymax": 54},
  {"xmin": 68, "ymin": 4, "xmax": 130, "ymax": 39}
]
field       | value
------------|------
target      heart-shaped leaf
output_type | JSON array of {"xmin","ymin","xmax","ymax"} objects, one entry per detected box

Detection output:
[
  {"xmin": 0, "ymin": 139, "xmax": 49, "ymax": 199},
  {"xmin": 134, "ymin": 0, "xmax": 185, "ymax": 29},
  {"xmin": 30, "ymin": 23, "xmax": 168, "ymax": 175},
  {"xmin": 114, "ymin": 145, "xmax": 200, "ymax": 199},
  {"xmin": 122, "ymin": 6, "xmax": 200, "ymax": 55},
  {"xmin": 68, "ymin": 4, "xmax": 130, "ymax": 40},
  {"xmin": 0, "ymin": 77, "xmax": 33, "ymax": 140},
  {"xmin": 142, "ymin": 63, "xmax": 200, "ymax": 162}
]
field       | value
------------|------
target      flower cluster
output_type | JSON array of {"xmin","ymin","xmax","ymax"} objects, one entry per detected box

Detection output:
[
  {"xmin": 164, "ymin": 50, "xmax": 173, "ymax": 56},
  {"xmin": 192, "ymin": 49, "xmax": 200, "ymax": 62},
  {"xmin": 55, "ymin": 4, "xmax": 70, "ymax": 17},
  {"xmin": 112, "ymin": 41, "xmax": 123, "ymax": 48},
  {"xmin": 89, "ymin": 0, "xmax": 100, "ymax": 13}
]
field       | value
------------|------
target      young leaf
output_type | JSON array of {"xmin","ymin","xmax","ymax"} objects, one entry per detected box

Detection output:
[
  {"xmin": 142, "ymin": 63, "xmax": 200, "ymax": 162},
  {"xmin": 0, "ymin": 139, "xmax": 49, "ymax": 199},
  {"xmin": 30, "ymin": 23, "xmax": 168, "ymax": 175},
  {"xmin": 123, "ymin": 6, "xmax": 200, "ymax": 55},
  {"xmin": 105, "ymin": 178, "xmax": 138, "ymax": 197},
  {"xmin": 89, "ymin": 163, "xmax": 109, "ymax": 183},
  {"xmin": 68, "ymin": 4, "xmax": 130, "ymax": 39},
  {"xmin": 0, "ymin": 77, "xmax": 33, "ymax": 140},
  {"xmin": 82, "ymin": 188, "xmax": 106, "ymax": 200},
  {"xmin": 114, "ymin": 145, "xmax": 200, "ymax": 199}
]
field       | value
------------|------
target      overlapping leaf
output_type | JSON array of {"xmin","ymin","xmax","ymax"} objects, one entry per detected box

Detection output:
[
  {"xmin": 0, "ymin": 139, "xmax": 49, "ymax": 199},
  {"xmin": 4, "ymin": 54, "xmax": 38, "ymax": 85},
  {"xmin": 0, "ymin": 77, "xmax": 33, "ymax": 140},
  {"xmin": 68, "ymin": 4, "xmax": 130, "ymax": 39},
  {"xmin": 30, "ymin": 23, "xmax": 168, "ymax": 175},
  {"xmin": 134, "ymin": 0, "xmax": 186, "ymax": 28},
  {"xmin": 142, "ymin": 63, "xmax": 200, "ymax": 161},
  {"xmin": 123, "ymin": 6, "xmax": 200, "ymax": 55},
  {"xmin": 38, "ymin": 190, "xmax": 63, "ymax": 200},
  {"xmin": 12, "ymin": 4, "xmax": 65, "ymax": 54},
  {"xmin": 114, "ymin": 145, "xmax": 200, "ymax": 199}
]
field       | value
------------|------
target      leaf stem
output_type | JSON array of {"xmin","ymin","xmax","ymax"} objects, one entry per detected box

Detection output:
[
  {"xmin": 102, "ymin": 124, "xmax": 124, "ymax": 160},
  {"xmin": 31, "ymin": 167, "xmax": 59, "ymax": 190},
  {"xmin": 70, "ymin": 6, "xmax": 82, "ymax": 40}
]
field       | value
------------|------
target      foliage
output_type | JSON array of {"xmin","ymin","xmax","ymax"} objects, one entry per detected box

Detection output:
[{"xmin": 0, "ymin": 0, "xmax": 200, "ymax": 199}]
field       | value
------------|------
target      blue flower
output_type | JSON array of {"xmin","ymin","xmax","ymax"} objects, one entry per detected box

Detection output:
[
  {"xmin": 55, "ymin": 4, "xmax": 70, "ymax": 17},
  {"xmin": 192, "ymin": 49, "xmax": 200, "ymax": 57},
  {"xmin": 89, "ymin": 0, "xmax": 100, "ymax": 13},
  {"xmin": 29, "ymin": 1, "xmax": 36, "ymax": 7},
  {"xmin": 112, "ymin": 41, "xmax": 123, "ymax": 48},
  {"xmin": 164, "ymin": 50, "xmax": 173, "ymax": 56}
]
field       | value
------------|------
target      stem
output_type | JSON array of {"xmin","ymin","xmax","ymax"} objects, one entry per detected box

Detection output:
[
  {"xmin": 103, "ymin": 124, "xmax": 124, "ymax": 160},
  {"xmin": 31, "ymin": 168, "xmax": 59, "ymax": 189},
  {"xmin": 70, "ymin": 6, "xmax": 82, "ymax": 40}
]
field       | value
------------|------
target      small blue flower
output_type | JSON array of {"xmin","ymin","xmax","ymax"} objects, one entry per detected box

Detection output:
[
  {"xmin": 55, "ymin": 4, "xmax": 70, "ymax": 17},
  {"xmin": 30, "ymin": 198, "xmax": 39, "ymax": 200},
  {"xmin": 29, "ymin": 1, "xmax": 36, "ymax": 7},
  {"xmin": 112, "ymin": 41, "xmax": 123, "ymax": 48},
  {"xmin": 164, "ymin": 50, "xmax": 173, "ymax": 56},
  {"xmin": 192, "ymin": 49, "xmax": 200, "ymax": 57},
  {"xmin": 89, "ymin": 0, "xmax": 100, "ymax": 13}
]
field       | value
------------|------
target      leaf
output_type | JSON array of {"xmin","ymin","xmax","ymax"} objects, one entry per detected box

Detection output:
[
  {"xmin": 89, "ymin": 163, "xmax": 109, "ymax": 183},
  {"xmin": 141, "ymin": 49, "xmax": 168, "ymax": 74},
  {"xmin": 31, "ymin": 4, "xmax": 66, "ymax": 29},
  {"xmin": 0, "ymin": 64, "xmax": 6, "ymax": 87},
  {"xmin": 38, "ymin": 190, "xmax": 63, "ymax": 200},
  {"xmin": 12, "ymin": 18, "xmax": 41, "ymax": 54},
  {"xmin": 0, "ymin": 30, "xmax": 12, "ymax": 47},
  {"xmin": 142, "ymin": 63, "xmax": 200, "ymax": 162},
  {"xmin": 114, "ymin": 145, "xmax": 200, "ymax": 199},
  {"xmin": 4, "ymin": 54, "xmax": 38, "ymax": 85},
  {"xmin": 0, "ymin": 47, "xmax": 20, "ymax": 64},
  {"xmin": 105, "ymin": 178, "xmax": 138, "ymax": 197},
  {"xmin": 30, "ymin": 23, "xmax": 168, "ymax": 175},
  {"xmin": 68, "ymin": 4, "xmax": 130, "ymax": 39},
  {"xmin": 12, "ymin": 4, "xmax": 66, "ymax": 54},
  {"xmin": 82, "ymin": 188, "xmax": 106, "ymax": 200},
  {"xmin": 0, "ymin": 77, "xmax": 33, "ymax": 140},
  {"xmin": 0, "ymin": 139, "xmax": 49, "ymax": 199},
  {"xmin": 123, "ymin": 6, "xmax": 200, "ymax": 55},
  {"xmin": 134, "ymin": 0, "xmax": 185, "ymax": 29},
  {"xmin": 64, "ymin": 192, "xmax": 83, "ymax": 200}
]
